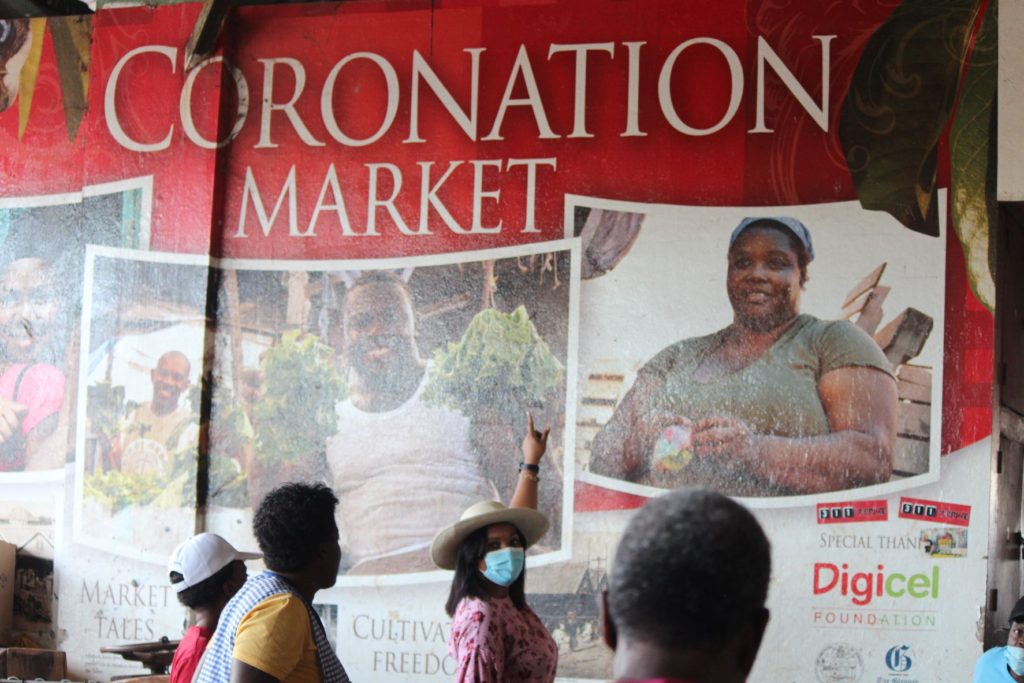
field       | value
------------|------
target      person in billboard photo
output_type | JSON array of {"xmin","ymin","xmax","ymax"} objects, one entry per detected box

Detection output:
[
  {"xmin": 431, "ymin": 417, "xmax": 557, "ymax": 683},
  {"xmin": 589, "ymin": 217, "xmax": 898, "ymax": 496},
  {"xmin": 326, "ymin": 271, "xmax": 504, "ymax": 574},
  {"xmin": 0, "ymin": 19, "xmax": 32, "ymax": 112},
  {"xmin": 110, "ymin": 350, "xmax": 198, "ymax": 478},
  {"xmin": 0, "ymin": 251, "xmax": 67, "ymax": 471}
]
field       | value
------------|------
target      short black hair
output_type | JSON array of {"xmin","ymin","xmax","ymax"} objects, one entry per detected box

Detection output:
[
  {"xmin": 608, "ymin": 488, "xmax": 771, "ymax": 650},
  {"xmin": 253, "ymin": 482, "xmax": 339, "ymax": 573},
  {"xmin": 169, "ymin": 561, "xmax": 237, "ymax": 609},
  {"xmin": 444, "ymin": 525, "xmax": 526, "ymax": 617}
]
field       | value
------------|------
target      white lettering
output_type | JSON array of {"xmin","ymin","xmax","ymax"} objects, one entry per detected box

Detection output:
[
  {"xmin": 406, "ymin": 48, "xmax": 483, "ymax": 143},
  {"xmin": 322, "ymin": 52, "xmax": 400, "ymax": 147},
  {"xmin": 307, "ymin": 163, "xmax": 358, "ymax": 236},
  {"xmin": 622, "ymin": 41, "xmax": 647, "ymax": 137},
  {"xmin": 105, "ymin": 45, "xmax": 176, "ymax": 152},
  {"xmin": 749, "ymin": 35, "xmax": 834, "ymax": 133},
  {"xmin": 506, "ymin": 157, "xmax": 556, "ymax": 233},
  {"xmin": 658, "ymin": 38, "xmax": 742, "ymax": 136},
  {"xmin": 417, "ymin": 161, "xmax": 462, "ymax": 233},
  {"xmin": 483, "ymin": 45, "xmax": 558, "ymax": 141},
  {"xmin": 235, "ymin": 165, "xmax": 301, "ymax": 237},
  {"xmin": 469, "ymin": 159, "xmax": 503, "ymax": 234},
  {"xmin": 180, "ymin": 56, "xmax": 250, "ymax": 149},
  {"xmin": 366, "ymin": 163, "xmax": 417, "ymax": 235},
  {"xmin": 256, "ymin": 58, "xmax": 325, "ymax": 149},
  {"xmin": 547, "ymin": 42, "xmax": 615, "ymax": 138}
]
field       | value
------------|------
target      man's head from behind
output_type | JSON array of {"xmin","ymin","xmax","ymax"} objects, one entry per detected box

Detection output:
[
  {"xmin": 603, "ymin": 488, "xmax": 771, "ymax": 682},
  {"xmin": 168, "ymin": 533, "xmax": 261, "ymax": 610},
  {"xmin": 254, "ymin": 482, "xmax": 341, "ymax": 588}
]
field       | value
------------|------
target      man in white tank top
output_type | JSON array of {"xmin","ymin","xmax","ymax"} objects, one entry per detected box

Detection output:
[{"xmin": 325, "ymin": 272, "xmax": 497, "ymax": 575}]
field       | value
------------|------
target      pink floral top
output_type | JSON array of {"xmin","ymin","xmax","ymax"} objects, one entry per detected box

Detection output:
[{"xmin": 449, "ymin": 596, "xmax": 558, "ymax": 683}]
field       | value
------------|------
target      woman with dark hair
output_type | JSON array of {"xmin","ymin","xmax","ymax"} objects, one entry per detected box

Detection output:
[
  {"xmin": 430, "ymin": 414, "xmax": 557, "ymax": 682},
  {"xmin": 590, "ymin": 217, "xmax": 898, "ymax": 496}
]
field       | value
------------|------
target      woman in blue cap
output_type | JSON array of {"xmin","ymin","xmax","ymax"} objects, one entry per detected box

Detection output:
[{"xmin": 590, "ymin": 217, "xmax": 898, "ymax": 496}]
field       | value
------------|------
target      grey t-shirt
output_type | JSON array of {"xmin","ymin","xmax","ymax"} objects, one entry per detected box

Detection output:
[{"xmin": 632, "ymin": 314, "xmax": 893, "ymax": 495}]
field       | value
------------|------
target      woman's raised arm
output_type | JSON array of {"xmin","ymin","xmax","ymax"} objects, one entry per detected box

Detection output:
[{"xmin": 509, "ymin": 412, "xmax": 550, "ymax": 510}]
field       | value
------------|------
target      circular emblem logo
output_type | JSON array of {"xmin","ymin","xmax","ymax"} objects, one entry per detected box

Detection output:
[
  {"xmin": 816, "ymin": 644, "xmax": 863, "ymax": 683},
  {"xmin": 121, "ymin": 438, "xmax": 171, "ymax": 478}
]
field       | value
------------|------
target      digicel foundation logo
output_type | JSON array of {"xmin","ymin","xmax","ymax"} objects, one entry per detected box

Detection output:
[{"xmin": 813, "ymin": 563, "xmax": 939, "ymax": 605}]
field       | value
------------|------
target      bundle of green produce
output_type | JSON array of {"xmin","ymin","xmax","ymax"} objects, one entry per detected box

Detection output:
[
  {"xmin": 252, "ymin": 330, "xmax": 346, "ymax": 465},
  {"xmin": 423, "ymin": 305, "xmax": 564, "ymax": 418},
  {"xmin": 84, "ymin": 469, "xmax": 164, "ymax": 513}
]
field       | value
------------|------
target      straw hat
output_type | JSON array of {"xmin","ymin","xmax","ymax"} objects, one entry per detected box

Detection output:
[{"xmin": 431, "ymin": 501, "xmax": 550, "ymax": 570}]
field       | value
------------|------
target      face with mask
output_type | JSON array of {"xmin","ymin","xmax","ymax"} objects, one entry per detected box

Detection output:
[
  {"xmin": 478, "ymin": 523, "xmax": 525, "ymax": 588},
  {"xmin": 1008, "ymin": 622, "xmax": 1024, "ymax": 678}
]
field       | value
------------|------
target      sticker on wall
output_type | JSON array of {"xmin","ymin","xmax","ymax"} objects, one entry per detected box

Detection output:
[
  {"xmin": 898, "ymin": 497, "xmax": 971, "ymax": 527},
  {"xmin": 817, "ymin": 500, "xmax": 889, "ymax": 524}
]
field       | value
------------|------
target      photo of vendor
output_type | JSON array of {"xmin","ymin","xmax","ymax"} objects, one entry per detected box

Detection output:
[
  {"xmin": 589, "ymin": 217, "xmax": 898, "ymax": 496},
  {"xmin": 0, "ymin": 252, "xmax": 66, "ymax": 472}
]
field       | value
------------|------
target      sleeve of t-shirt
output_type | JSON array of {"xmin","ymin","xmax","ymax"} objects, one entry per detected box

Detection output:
[
  {"xmin": 17, "ymin": 364, "xmax": 65, "ymax": 435},
  {"xmin": 233, "ymin": 594, "xmax": 312, "ymax": 680},
  {"xmin": 816, "ymin": 320, "xmax": 894, "ymax": 379},
  {"xmin": 636, "ymin": 339, "xmax": 691, "ymax": 381}
]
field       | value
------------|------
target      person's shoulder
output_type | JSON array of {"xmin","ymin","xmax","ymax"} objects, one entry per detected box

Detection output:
[
  {"xmin": 453, "ymin": 596, "xmax": 502, "ymax": 626},
  {"xmin": 796, "ymin": 314, "xmax": 868, "ymax": 340},
  {"xmin": 794, "ymin": 315, "xmax": 893, "ymax": 375},
  {"xmin": 237, "ymin": 592, "xmax": 311, "ymax": 637},
  {"xmin": 978, "ymin": 645, "xmax": 1006, "ymax": 662},
  {"xmin": 639, "ymin": 330, "xmax": 722, "ymax": 376},
  {"xmin": 129, "ymin": 402, "xmax": 152, "ymax": 420},
  {"xmin": 250, "ymin": 591, "xmax": 306, "ymax": 615},
  {"xmin": 21, "ymin": 363, "xmax": 65, "ymax": 384},
  {"xmin": 796, "ymin": 315, "xmax": 885, "ymax": 353},
  {"xmin": 451, "ymin": 597, "xmax": 504, "ymax": 644},
  {"xmin": 454, "ymin": 595, "xmax": 492, "ymax": 616},
  {"xmin": 227, "ymin": 575, "xmax": 302, "ymax": 621},
  {"xmin": 974, "ymin": 645, "xmax": 1007, "ymax": 679}
]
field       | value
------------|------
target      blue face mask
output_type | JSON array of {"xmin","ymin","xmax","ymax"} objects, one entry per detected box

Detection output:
[
  {"xmin": 1006, "ymin": 646, "xmax": 1024, "ymax": 675},
  {"xmin": 481, "ymin": 547, "xmax": 525, "ymax": 587}
]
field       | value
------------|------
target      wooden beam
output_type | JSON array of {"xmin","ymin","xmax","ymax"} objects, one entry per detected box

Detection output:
[
  {"xmin": 897, "ymin": 402, "xmax": 931, "ymax": 439},
  {"xmin": 875, "ymin": 308, "xmax": 934, "ymax": 366},
  {"xmin": 184, "ymin": 0, "xmax": 232, "ymax": 71},
  {"xmin": 1001, "ymin": 406, "xmax": 1024, "ymax": 444},
  {"xmin": 854, "ymin": 285, "xmax": 890, "ymax": 334},
  {"xmin": 893, "ymin": 436, "xmax": 929, "ymax": 475},
  {"xmin": 842, "ymin": 262, "xmax": 887, "ymax": 309},
  {"xmin": 898, "ymin": 363, "xmax": 933, "ymax": 386}
]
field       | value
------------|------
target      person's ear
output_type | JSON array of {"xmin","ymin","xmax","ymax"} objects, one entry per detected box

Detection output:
[
  {"xmin": 736, "ymin": 607, "xmax": 770, "ymax": 676},
  {"xmin": 599, "ymin": 590, "xmax": 617, "ymax": 651}
]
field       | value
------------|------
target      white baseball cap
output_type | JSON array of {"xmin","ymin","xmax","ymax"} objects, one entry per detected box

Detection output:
[{"xmin": 168, "ymin": 533, "xmax": 262, "ymax": 593}]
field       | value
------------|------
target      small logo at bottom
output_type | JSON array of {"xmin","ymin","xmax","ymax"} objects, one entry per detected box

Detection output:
[
  {"xmin": 885, "ymin": 644, "xmax": 913, "ymax": 673},
  {"xmin": 815, "ymin": 644, "xmax": 863, "ymax": 682}
]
